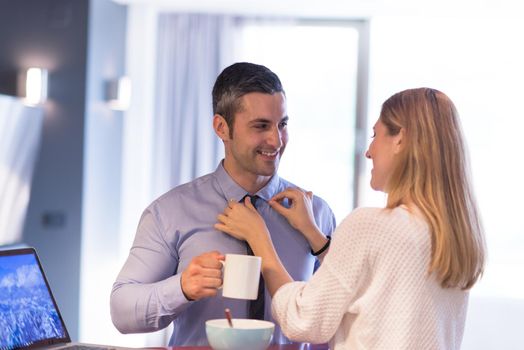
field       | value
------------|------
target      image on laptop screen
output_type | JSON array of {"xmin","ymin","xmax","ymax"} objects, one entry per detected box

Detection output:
[{"xmin": 0, "ymin": 251, "xmax": 68, "ymax": 349}]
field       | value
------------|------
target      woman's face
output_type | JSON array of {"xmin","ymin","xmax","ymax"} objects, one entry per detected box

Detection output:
[{"xmin": 365, "ymin": 119, "xmax": 403, "ymax": 192}]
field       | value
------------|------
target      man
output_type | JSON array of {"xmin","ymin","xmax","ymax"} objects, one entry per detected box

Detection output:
[{"xmin": 110, "ymin": 62, "xmax": 336, "ymax": 346}]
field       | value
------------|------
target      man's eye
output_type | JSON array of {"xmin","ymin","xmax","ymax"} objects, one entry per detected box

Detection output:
[
  {"xmin": 371, "ymin": 132, "xmax": 376, "ymax": 139},
  {"xmin": 279, "ymin": 121, "xmax": 288, "ymax": 128},
  {"xmin": 254, "ymin": 124, "xmax": 269, "ymax": 129}
]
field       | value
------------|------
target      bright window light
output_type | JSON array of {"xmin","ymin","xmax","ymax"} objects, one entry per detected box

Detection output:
[{"xmin": 236, "ymin": 23, "xmax": 360, "ymax": 222}]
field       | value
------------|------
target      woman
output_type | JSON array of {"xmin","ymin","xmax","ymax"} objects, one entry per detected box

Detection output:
[{"xmin": 215, "ymin": 88, "xmax": 486, "ymax": 349}]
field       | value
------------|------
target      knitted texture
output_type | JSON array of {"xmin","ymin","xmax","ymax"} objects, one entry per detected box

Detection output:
[{"xmin": 271, "ymin": 207, "xmax": 468, "ymax": 350}]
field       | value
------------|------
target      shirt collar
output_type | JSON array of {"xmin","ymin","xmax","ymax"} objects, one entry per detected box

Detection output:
[{"xmin": 214, "ymin": 161, "xmax": 281, "ymax": 203}]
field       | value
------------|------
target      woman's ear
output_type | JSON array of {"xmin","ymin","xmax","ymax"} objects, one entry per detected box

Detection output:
[
  {"xmin": 393, "ymin": 128, "xmax": 405, "ymax": 154},
  {"xmin": 213, "ymin": 114, "xmax": 230, "ymax": 141}
]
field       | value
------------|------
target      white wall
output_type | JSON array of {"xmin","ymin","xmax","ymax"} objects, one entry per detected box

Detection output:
[
  {"xmin": 80, "ymin": 3, "xmax": 170, "ymax": 346},
  {"xmin": 80, "ymin": 0, "xmax": 130, "ymax": 344}
]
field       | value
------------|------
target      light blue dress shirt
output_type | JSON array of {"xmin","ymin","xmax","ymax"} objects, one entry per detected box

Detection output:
[{"xmin": 110, "ymin": 162, "xmax": 336, "ymax": 346}]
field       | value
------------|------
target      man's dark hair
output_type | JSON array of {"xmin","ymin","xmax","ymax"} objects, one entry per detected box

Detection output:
[{"xmin": 212, "ymin": 62, "xmax": 284, "ymax": 136}]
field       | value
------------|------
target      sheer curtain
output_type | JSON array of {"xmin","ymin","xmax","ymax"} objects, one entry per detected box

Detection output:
[
  {"xmin": 117, "ymin": 11, "xmax": 238, "ymax": 346},
  {"xmin": 0, "ymin": 94, "xmax": 43, "ymax": 245},
  {"xmin": 152, "ymin": 13, "xmax": 236, "ymax": 198},
  {"xmin": 149, "ymin": 12, "xmax": 236, "ymax": 345}
]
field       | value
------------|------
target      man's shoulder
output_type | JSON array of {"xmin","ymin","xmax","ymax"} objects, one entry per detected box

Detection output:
[{"xmin": 151, "ymin": 172, "xmax": 217, "ymax": 207}]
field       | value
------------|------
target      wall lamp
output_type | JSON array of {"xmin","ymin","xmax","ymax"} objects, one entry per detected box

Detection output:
[
  {"xmin": 0, "ymin": 67, "xmax": 48, "ymax": 106},
  {"xmin": 19, "ymin": 67, "xmax": 48, "ymax": 106},
  {"xmin": 105, "ymin": 76, "xmax": 131, "ymax": 111}
]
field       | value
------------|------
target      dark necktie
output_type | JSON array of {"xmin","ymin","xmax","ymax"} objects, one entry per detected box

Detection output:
[{"xmin": 241, "ymin": 194, "xmax": 265, "ymax": 320}]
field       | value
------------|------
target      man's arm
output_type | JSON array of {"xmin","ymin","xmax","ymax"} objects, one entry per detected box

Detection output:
[{"xmin": 110, "ymin": 208, "xmax": 223, "ymax": 333}]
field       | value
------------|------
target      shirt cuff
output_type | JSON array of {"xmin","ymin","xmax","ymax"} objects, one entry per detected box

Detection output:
[{"xmin": 158, "ymin": 273, "xmax": 193, "ymax": 312}]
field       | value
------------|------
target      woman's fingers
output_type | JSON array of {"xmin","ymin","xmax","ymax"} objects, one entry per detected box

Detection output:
[
  {"xmin": 272, "ymin": 188, "xmax": 301, "ymax": 202},
  {"xmin": 216, "ymin": 203, "xmax": 257, "ymax": 241},
  {"xmin": 268, "ymin": 199, "xmax": 290, "ymax": 217},
  {"xmin": 216, "ymin": 213, "xmax": 230, "ymax": 224},
  {"xmin": 271, "ymin": 187, "xmax": 312, "ymax": 203},
  {"xmin": 228, "ymin": 198, "xmax": 238, "ymax": 209}
]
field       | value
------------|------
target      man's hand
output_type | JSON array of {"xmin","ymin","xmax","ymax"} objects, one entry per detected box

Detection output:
[{"xmin": 180, "ymin": 251, "xmax": 224, "ymax": 301}]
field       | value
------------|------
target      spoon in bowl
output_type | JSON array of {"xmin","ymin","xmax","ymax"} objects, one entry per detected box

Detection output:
[{"xmin": 224, "ymin": 308, "xmax": 234, "ymax": 328}]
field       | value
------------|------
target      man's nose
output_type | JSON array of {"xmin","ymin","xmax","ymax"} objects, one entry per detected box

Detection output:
[
  {"xmin": 365, "ymin": 149, "xmax": 371, "ymax": 159},
  {"xmin": 267, "ymin": 127, "xmax": 283, "ymax": 148}
]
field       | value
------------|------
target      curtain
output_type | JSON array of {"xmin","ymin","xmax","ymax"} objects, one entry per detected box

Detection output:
[
  {"xmin": 0, "ymin": 94, "xmax": 43, "ymax": 245},
  {"xmin": 152, "ymin": 13, "xmax": 237, "ymax": 197},
  {"xmin": 136, "ymin": 13, "xmax": 238, "ymax": 346}
]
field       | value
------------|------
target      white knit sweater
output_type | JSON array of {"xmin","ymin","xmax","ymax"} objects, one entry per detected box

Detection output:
[{"xmin": 271, "ymin": 207, "xmax": 468, "ymax": 350}]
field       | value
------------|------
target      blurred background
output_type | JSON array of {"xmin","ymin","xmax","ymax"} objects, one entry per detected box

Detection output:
[{"xmin": 0, "ymin": 0, "xmax": 523, "ymax": 348}]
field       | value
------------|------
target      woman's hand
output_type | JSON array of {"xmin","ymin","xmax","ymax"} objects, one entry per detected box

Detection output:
[
  {"xmin": 215, "ymin": 197, "xmax": 270, "ymax": 244},
  {"xmin": 270, "ymin": 188, "xmax": 330, "ymax": 257},
  {"xmin": 269, "ymin": 188, "xmax": 319, "ymax": 234},
  {"xmin": 216, "ymin": 196, "xmax": 294, "ymax": 297}
]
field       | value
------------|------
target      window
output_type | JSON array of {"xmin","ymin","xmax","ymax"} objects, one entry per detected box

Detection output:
[{"xmin": 235, "ymin": 21, "xmax": 363, "ymax": 222}]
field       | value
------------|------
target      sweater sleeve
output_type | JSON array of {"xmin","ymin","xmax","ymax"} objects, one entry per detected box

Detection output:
[{"xmin": 271, "ymin": 208, "xmax": 374, "ymax": 343}]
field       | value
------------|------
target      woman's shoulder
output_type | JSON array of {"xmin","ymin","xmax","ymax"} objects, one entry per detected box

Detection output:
[
  {"xmin": 345, "ymin": 205, "xmax": 422, "ymax": 222},
  {"xmin": 341, "ymin": 206, "xmax": 401, "ymax": 223},
  {"xmin": 334, "ymin": 206, "xmax": 431, "ymax": 264},
  {"xmin": 339, "ymin": 206, "xmax": 428, "ymax": 239}
]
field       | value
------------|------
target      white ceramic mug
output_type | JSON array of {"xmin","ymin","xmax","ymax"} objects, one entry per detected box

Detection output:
[{"xmin": 221, "ymin": 254, "xmax": 262, "ymax": 300}]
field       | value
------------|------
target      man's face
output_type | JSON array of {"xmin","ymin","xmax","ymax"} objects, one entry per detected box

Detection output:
[{"xmin": 221, "ymin": 92, "xmax": 288, "ymax": 185}]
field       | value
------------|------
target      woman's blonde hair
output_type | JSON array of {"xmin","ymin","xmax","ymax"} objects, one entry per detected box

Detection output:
[{"xmin": 381, "ymin": 88, "xmax": 485, "ymax": 290}]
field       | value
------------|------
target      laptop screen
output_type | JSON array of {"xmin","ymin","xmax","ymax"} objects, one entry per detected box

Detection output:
[{"xmin": 0, "ymin": 248, "xmax": 70, "ymax": 350}]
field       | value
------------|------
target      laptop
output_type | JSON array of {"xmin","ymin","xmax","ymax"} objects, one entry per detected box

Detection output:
[{"xmin": 0, "ymin": 247, "xmax": 130, "ymax": 350}]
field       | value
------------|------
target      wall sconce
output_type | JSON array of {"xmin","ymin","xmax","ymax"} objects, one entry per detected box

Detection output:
[
  {"xmin": 18, "ymin": 67, "xmax": 48, "ymax": 106},
  {"xmin": 105, "ymin": 76, "xmax": 131, "ymax": 111}
]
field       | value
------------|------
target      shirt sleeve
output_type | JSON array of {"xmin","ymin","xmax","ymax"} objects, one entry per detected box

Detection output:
[
  {"xmin": 271, "ymin": 209, "xmax": 372, "ymax": 343},
  {"xmin": 110, "ymin": 206, "xmax": 191, "ymax": 333},
  {"xmin": 312, "ymin": 195, "xmax": 337, "ymax": 266},
  {"xmin": 313, "ymin": 195, "xmax": 337, "ymax": 236}
]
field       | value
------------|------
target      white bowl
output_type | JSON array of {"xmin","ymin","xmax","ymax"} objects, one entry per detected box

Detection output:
[{"xmin": 206, "ymin": 318, "xmax": 274, "ymax": 350}]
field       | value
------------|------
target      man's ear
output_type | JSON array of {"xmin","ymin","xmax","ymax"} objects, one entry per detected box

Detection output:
[
  {"xmin": 393, "ymin": 128, "xmax": 405, "ymax": 154},
  {"xmin": 213, "ymin": 114, "xmax": 230, "ymax": 141}
]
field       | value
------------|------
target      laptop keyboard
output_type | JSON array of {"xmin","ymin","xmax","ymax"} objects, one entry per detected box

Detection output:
[{"xmin": 60, "ymin": 346, "xmax": 116, "ymax": 350}]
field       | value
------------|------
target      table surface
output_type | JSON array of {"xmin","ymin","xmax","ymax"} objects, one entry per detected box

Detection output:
[
  {"xmin": 168, "ymin": 344, "xmax": 329, "ymax": 350},
  {"xmin": 158, "ymin": 344, "xmax": 328, "ymax": 350}
]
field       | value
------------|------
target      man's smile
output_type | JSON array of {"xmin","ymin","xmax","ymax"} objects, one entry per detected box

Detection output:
[{"xmin": 257, "ymin": 149, "xmax": 279, "ymax": 158}]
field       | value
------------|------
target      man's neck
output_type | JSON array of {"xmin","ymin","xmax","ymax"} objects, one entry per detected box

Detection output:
[
  {"xmin": 242, "ymin": 176, "xmax": 272, "ymax": 195},
  {"xmin": 222, "ymin": 161, "xmax": 273, "ymax": 194}
]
